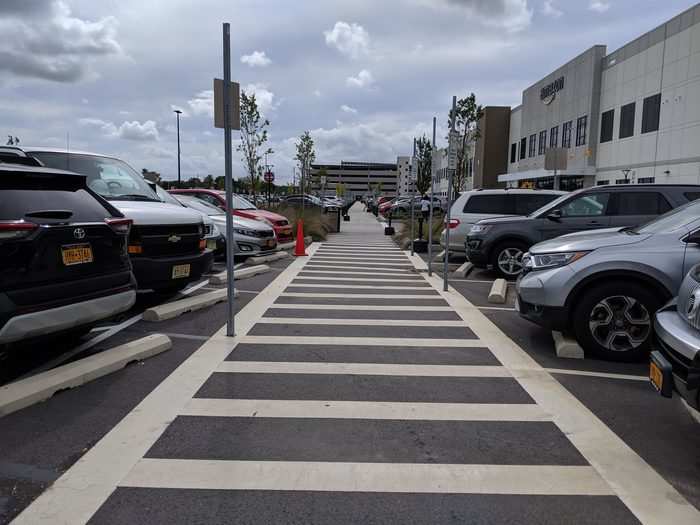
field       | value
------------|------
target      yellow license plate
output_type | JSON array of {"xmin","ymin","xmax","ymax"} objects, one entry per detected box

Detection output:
[
  {"xmin": 61, "ymin": 244, "xmax": 93, "ymax": 266},
  {"xmin": 649, "ymin": 361, "xmax": 663, "ymax": 392},
  {"xmin": 172, "ymin": 264, "xmax": 191, "ymax": 279},
  {"xmin": 206, "ymin": 239, "xmax": 218, "ymax": 250}
]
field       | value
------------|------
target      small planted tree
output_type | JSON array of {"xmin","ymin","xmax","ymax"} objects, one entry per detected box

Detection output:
[
  {"xmin": 415, "ymin": 135, "xmax": 433, "ymax": 195},
  {"xmin": 449, "ymin": 93, "xmax": 483, "ymax": 193},
  {"xmin": 237, "ymin": 91, "xmax": 272, "ymax": 201},
  {"xmin": 295, "ymin": 131, "xmax": 316, "ymax": 194}
]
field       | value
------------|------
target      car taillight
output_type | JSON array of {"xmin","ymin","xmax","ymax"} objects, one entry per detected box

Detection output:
[
  {"xmin": 105, "ymin": 218, "xmax": 132, "ymax": 234},
  {"xmin": 0, "ymin": 220, "xmax": 38, "ymax": 240},
  {"xmin": 128, "ymin": 244, "xmax": 143, "ymax": 254},
  {"xmin": 447, "ymin": 218, "xmax": 460, "ymax": 229},
  {"xmin": 199, "ymin": 239, "xmax": 206, "ymax": 250}
]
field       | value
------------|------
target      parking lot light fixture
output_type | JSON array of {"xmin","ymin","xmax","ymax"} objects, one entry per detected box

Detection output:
[{"xmin": 174, "ymin": 109, "xmax": 183, "ymax": 187}]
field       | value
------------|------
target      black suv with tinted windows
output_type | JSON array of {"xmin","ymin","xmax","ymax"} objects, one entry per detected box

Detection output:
[
  {"xmin": 466, "ymin": 184, "xmax": 700, "ymax": 278},
  {"xmin": 0, "ymin": 161, "xmax": 136, "ymax": 346}
]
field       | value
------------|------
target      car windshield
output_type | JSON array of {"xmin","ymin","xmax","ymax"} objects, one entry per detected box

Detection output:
[
  {"xmin": 630, "ymin": 199, "xmax": 700, "ymax": 235},
  {"xmin": 529, "ymin": 191, "xmax": 579, "ymax": 218},
  {"xmin": 176, "ymin": 195, "xmax": 226, "ymax": 216},
  {"xmin": 225, "ymin": 193, "xmax": 257, "ymax": 210},
  {"xmin": 154, "ymin": 185, "xmax": 183, "ymax": 206},
  {"xmin": 28, "ymin": 151, "xmax": 159, "ymax": 202}
]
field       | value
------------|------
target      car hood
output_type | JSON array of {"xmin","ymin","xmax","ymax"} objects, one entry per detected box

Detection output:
[
  {"xmin": 111, "ymin": 201, "xmax": 204, "ymax": 226},
  {"xmin": 211, "ymin": 214, "xmax": 272, "ymax": 231},
  {"xmin": 235, "ymin": 208, "xmax": 287, "ymax": 224},
  {"xmin": 530, "ymin": 227, "xmax": 652, "ymax": 254}
]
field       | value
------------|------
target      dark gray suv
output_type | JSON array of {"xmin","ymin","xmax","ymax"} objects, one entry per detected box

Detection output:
[{"xmin": 467, "ymin": 185, "xmax": 700, "ymax": 277}]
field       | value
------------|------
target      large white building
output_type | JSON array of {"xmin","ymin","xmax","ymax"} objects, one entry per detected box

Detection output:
[{"xmin": 501, "ymin": 3, "xmax": 700, "ymax": 189}]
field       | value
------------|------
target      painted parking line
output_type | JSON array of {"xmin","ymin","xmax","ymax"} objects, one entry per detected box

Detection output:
[
  {"xmin": 280, "ymin": 293, "xmax": 445, "ymax": 299},
  {"xmin": 265, "ymin": 304, "xmax": 454, "ymax": 311},
  {"xmin": 255, "ymin": 317, "xmax": 467, "ymax": 327},
  {"xmin": 240, "ymin": 336, "xmax": 486, "ymax": 347},
  {"xmin": 286, "ymin": 283, "xmax": 433, "ymax": 290}
]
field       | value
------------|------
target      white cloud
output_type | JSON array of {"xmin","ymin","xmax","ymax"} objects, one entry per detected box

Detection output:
[
  {"xmin": 79, "ymin": 117, "xmax": 159, "ymax": 141},
  {"xmin": 589, "ymin": 1, "xmax": 610, "ymax": 13},
  {"xmin": 346, "ymin": 69, "xmax": 375, "ymax": 89},
  {"xmin": 241, "ymin": 50, "xmax": 271, "ymax": 67},
  {"xmin": 243, "ymin": 83, "xmax": 277, "ymax": 115},
  {"xmin": 340, "ymin": 104, "xmax": 358, "ymax": 114},
  {"xmin": 313, "ymin": 89, "xmax": 322, "ymax": 97},
  {"xmin": 444, "ymin": 0, "xmax": 532, "ymax": 33},
  {"xmin": 187, "ymin": 90, "xmax": 214, "ymax": 117},
  {"xmin": 323, "ymin": 21, "xmax": 370, "ymax": 59},
  {"xmin": 542, "ymin": 0, "xmax": 563, "ymax": 18},
  {"xmin": 0, "ymin": 0, "xmax": 122, "ymax": 82}
]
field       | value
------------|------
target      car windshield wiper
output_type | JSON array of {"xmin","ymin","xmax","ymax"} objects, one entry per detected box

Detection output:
[
  {"xmin": 110, "ymin": 194, "xmax": 159, "ymax": 202},
  {"xmin": 619, "ymin": 226, "xmax": 639, "ymax": 235}
]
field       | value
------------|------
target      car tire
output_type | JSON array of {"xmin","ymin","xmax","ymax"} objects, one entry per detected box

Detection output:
[
  {"xmin": 572, "ymin": 281, "xmax": 662, "ymax": 362},
  {"xmin": 490, "ymin": 241, "xmax": 529, "ymax": 278}
]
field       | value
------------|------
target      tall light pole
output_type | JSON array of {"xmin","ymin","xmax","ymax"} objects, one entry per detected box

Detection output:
[{"xmin": 174, "ymin": 109, "xmax": 182, "ymax": 187}]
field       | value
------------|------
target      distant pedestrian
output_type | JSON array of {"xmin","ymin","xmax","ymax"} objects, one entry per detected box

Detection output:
[{"xmin": 420, "ymin": 194, "xmax": 431, "ymax": 221}]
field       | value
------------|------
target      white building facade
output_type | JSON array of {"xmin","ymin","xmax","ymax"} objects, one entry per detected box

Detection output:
[{"xmin": 501, "ymin": 3, "xmax": 700, "ymax": 189}]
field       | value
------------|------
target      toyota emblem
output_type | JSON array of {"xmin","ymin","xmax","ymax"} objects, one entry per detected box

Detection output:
[{"xmin": 73, "ymin": 228, "xmax": 86, "ymax": 240}]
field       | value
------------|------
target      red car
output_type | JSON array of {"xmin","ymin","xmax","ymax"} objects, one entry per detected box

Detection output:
[{"xmin": 169, "ymin": 189, "xmax": 294, "ymax": 244}]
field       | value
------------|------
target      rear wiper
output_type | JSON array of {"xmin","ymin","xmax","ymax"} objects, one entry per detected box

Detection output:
[{"xmin": 25, "ymin": 210, "xmax": 73, "ymax": 219}]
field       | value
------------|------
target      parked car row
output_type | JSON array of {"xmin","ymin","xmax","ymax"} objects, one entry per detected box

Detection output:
[{"xmin": 0, "ymin": 145, "xmax": 292, "ymax": 352}]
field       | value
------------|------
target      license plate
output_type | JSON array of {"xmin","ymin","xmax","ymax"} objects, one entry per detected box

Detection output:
[
  {"xmin": 649, "ymin": 361, "xmax": 664, "ymax": 392},
  {"xmin": 61, "ymin": 244, "xmax": 93, "ymax": 266},
  {"xmin": 206, "ymin": 239, "xmax": 218, "ymax": 250},
  {"xmin": 172, "ymin": 264, "xmax": 191, "ymax": 279}
]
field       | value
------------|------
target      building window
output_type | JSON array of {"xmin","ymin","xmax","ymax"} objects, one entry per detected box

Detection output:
[
  {"xmin": 519, "ymin": 138, "xmax": 526, "ymax": 160},
  {"xmin": 596, "ymin": 180, "xmax": 610, "ymax": 186},
  {"xmin": 619, "ymin": 102, "xmax": 635, "ymax": 139},
  {"xmin": 600, "ymin": 109, "xmax": 614, "ymax": 143},
  {"xmin": 538, "ymin": 130, "xmax": 547, "ymax": 155},
  {"xmin": 562, "ymin": 121, "xmax": 572, "ymax": 148},
  {"xmin": 550, "ymin": 126, "xmax": 559, "ymax": 148},
  {"xmin": 638, "ymin": 177, "xmax": 655, "ymax": 184},
  {"xmin": 615, "ymin": 178, "xmax": 632, "ymax": 185},
  {"xmin": 510, "ymin": 143, "xmax": 517, "ymax": 164},
  {"xmin": 575, "ymin": 116, "xmax": 588, "ymax": 146},
  {"xmin": 642, "ymin": 94, "xmax": 661, "ymax": 134},
  {"xmin": 528, "ymin": 134, "xmax": 536, "ymax": 157}
]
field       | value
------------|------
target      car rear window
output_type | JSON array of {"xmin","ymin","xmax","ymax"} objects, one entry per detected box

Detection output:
[
  {"xmin": 463, "ymin": 194, "xmax": 512, "ymax": 214},
  {"xmin": 0, "ymin": 188, "xmax": 112, "ymax": 222},
  {"xmin": 684, "ymin": 192, "xmax": 700, "ymax": 202}
]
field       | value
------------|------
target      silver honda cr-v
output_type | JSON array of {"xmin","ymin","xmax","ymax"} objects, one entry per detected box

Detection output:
[{"xmin": 516, "ymin": 199, "xmax": 700, "ymax": 361}]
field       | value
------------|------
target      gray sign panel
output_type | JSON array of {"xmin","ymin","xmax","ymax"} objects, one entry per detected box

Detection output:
[{"xmin": 214, "ymin": 78, "xmax": 241, "ymax": 130}]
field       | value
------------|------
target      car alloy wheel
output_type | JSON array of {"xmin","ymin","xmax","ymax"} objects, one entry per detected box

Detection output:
[
  {"xmin": 588, "ymin": 295, "xmax": 651, "ymax": 353},
  {"xmin": 497, "ymin": 247, "xmax": 525, "ymax": 276}
]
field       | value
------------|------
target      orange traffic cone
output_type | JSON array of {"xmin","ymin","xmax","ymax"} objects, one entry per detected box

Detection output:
[{"xmin": 294, "ymin": 219, "xmax": 307, "ymax": 256}]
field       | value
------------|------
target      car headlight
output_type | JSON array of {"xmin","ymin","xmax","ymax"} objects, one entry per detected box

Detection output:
[
  {"xmin": 209, "ymin": 222, "xmax": 221, "ymax": 238},
  {"xmin": 523, "ymin": 251, "xmax": 589, "ymax": 271},
  {"xmin": 233, "ymin": 228, "xmax": 256, "ymax": 236},
  {"xmin": 469, "ymin": 224, "xmax": 491, "ymax": 235}
]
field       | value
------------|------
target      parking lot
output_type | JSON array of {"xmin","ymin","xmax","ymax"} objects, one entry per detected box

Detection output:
[{"xmin": 1, "ymin": 204, "xmax": 698, "ymax": 524}]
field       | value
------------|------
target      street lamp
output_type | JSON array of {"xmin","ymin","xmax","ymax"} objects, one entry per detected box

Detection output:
[
  {"xmin": 174, "ymin": 109, "xmax": 182, "ymax": 187},
  {"xmin": 621, "ymin": 168, "xmax": 631, "ymax": 184}
]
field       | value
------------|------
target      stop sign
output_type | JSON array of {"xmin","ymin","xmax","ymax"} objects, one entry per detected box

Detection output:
[{"xmin": 264, "ymin": 171, "xmax": 275, "ymax": 183}]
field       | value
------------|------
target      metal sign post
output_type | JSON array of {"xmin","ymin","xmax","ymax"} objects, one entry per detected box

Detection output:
[
  {"xmin": 428, "ymin": 117, "xmax": 436, "ymax": 277},
  {"xmin": 444, "ymin": 96, "xmax": 457, "ymax": 292},
  {"xmin": 410, "ymin": 138, "xmax": 417, "ymax": 256},
  {"xmin": 220, "ymin": 23, "xmax": 238, "ymax": 337}
]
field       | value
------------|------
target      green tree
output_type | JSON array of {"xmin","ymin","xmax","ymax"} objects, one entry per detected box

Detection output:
[
  {"xmin": 415, "ymin": 135, "xmax": 433, "ymax": 195},
  {"xmin": 237, "ymin": 91, "xmax": 272, "ymax": 201},
  {"xmin": 449, "ymin": 93, "xmax": 483, "ymax": 193},
  {"xmin": 202, "ymin": 174, "xmax": 214, "ymax": 188},
  {"xmin": 295, "ymin": 131, "xmax": 316, "ymax": 194},
  {"xmin": 214, "ymin": 176, "xmax": 225, "ymax": 190}
]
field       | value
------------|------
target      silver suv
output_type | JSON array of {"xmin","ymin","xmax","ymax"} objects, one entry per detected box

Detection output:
[
  {"xmin": 516, "ymin": 199, "xmax": 700, "ymax": 361},
  {"xmin": 440, "ymin": 189, "xmax": 564, "ymax": 253}
]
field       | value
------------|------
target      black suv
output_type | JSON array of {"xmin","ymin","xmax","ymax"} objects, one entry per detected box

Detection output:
[
  {"xmin": 467, "ymin": 184, "xmax": 700, "ymax": 277},
  {"xmin": 0, "ymin": 161, "xmax": 136, "ymax": 346}
]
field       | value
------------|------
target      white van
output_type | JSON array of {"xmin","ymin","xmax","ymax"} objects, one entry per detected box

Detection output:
[
  {"xmin": 26, "ymin": 148, "xmax": 213, "ymax": 292},
  {"xmin": 440, "ymin": 189, "xmax": 565, "ymax": 253}
]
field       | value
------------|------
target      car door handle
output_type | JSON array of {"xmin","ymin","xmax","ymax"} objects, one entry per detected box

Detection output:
[{"xmin": 586, "ymin": 220, "xmax": 601, "ymax": 226}]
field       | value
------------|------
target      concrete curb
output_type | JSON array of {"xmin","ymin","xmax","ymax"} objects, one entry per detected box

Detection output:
[
  {"xmin": 455, "ymin": 262, "xmax": 474, "ymax": 277},
  {"xmin": 433, "ymin": 250, "xmax": 446, "ymax": 262},
  {"xmin": 0, "ymin": 334, "xmax": 172, "ymax": 418},
  {"xmin": 404, "ymin": 251, "xmax": 428, "ymax": 271},
  {"xmin": 488, "ymin": 279, "xmax": 508, "ymax": 304},
  {"xmin": 210, "ymin": 265, "xmax": 271, "ymax": 285},
  {"xmin": 304, "ymin": 235, "xmax": 312, "ymax": 245},
  {"xmin": 552, "ymin": 331, "xmax": 585, "ymax": 359},
  {"xmin": 143, "ymin": 288, "xmax": 239, "ymax": 322},
  {"xmin": 277, "ymin": 241, "xmax": 295, "ymax": 251},
  {"xmin": 244, "ymin": 251, "xmax": 288, "ymax": 265}
]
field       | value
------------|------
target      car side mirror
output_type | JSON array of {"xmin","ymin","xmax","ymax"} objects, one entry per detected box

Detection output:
[
  {"xmin": 547, "ymin": 209, "xmax": 562, "ymax": 221},
  {"xmin": 684, "ymin": 231, "xmax": 700, "ymax": 244}
]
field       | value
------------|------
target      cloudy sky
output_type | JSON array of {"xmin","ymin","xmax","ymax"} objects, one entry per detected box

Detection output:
[{"xmin": 1, "ymin": 0, "xmax": 695, "ymax": 183}]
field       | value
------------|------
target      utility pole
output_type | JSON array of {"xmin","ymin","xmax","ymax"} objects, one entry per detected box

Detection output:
[
  {"xmin": 410, "ymin": 138, "xmax": 416, "ymax": 256},
  {"xmin": 444, "ymin": 96, "xmax": 457, "ymax": 292},
  {"xmin": 222, "ymin": 23, "xmax": 236, "ymax": 337},
  {"xmin": 174, "ymin": 109, "xmax": 182, "ymax": 187},
  {"xmin": 428, "ymin": 117, "xmax": 436, "ymax": 277}
]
